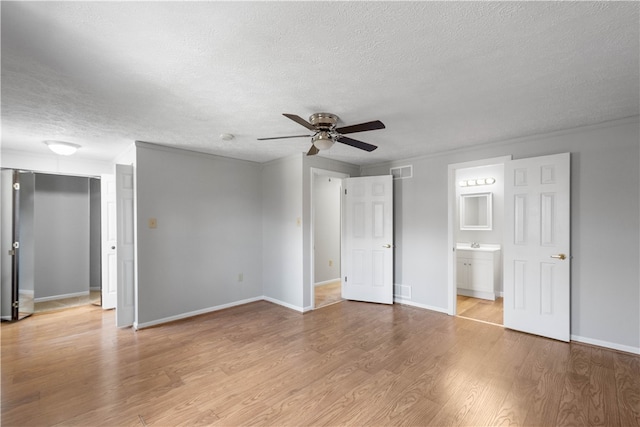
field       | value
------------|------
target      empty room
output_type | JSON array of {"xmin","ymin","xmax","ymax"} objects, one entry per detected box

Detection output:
[{"xmin": 1, "ymin": 2, "xmax": 639, "ymax": 426}]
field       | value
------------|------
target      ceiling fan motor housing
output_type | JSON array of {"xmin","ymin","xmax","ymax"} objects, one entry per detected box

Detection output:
[{"xmin": 309, "ymin": 113, "xmax": 338, "ymax": 130}]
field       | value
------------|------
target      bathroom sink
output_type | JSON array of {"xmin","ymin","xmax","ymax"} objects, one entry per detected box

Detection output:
[{"xmin": 456, "ymin": 243, "xmax": 501, "ymax": 252}]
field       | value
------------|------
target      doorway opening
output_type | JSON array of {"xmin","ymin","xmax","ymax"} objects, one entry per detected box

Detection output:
[
  {"xmin": 447, "ymin": 156, "xmax": 511, "ymax": 326},
  {"xmin": 1, "ymin": 170, "xmax": 102, "ymax": 319},
  {"xmin": 310, "ymin": 168, "xmax": 348, "ymax": 309}
]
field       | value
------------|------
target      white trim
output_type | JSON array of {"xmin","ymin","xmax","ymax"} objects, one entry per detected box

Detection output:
[
  {"xmin": 394, "ymin": 298, "xmax": 449, "ymax": 314},
  {"xmin": 34, "ymin": 291, "xmax": 89, "ymax": 303},
  {"xmin": 314, "ymin": 278, "xmax": 341, "ymax": 287},
  {"xmin": 571, "ymin": 334, "xmax": 640, "ymax": 355},
  {"xmin": 457, "ymin": 288, "xmax": 496, "ymax": 301},
  {"xmin": 1, "ymin": 315, "xmax": 12, "ymax": 321},
  {"xmin": 263, "ymin": 296, "xmax": 306, "ymax": 313},
  {"xmin": 134, "ymin": 296, "xmax": 262, "ymax": 329}
]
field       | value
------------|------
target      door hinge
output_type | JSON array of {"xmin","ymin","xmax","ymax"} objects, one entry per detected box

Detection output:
[
  {"xmin": 344, "ymin": 276, "xmax": 347, "ymax": 282},
  {"xmin": 344, "ymin": 189, "xmax": 347, "ymax": 195},
  {"xmin": 8, "ymin": 249, "xmax": 15, "ymax": 256},
  {"xmin": 13, "ymin": 183, "xmax": 20, "ymax": 191}
]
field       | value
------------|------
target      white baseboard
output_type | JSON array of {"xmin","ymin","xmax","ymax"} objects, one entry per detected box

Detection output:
[
  {"xmin": 135, "ymin": 296, "xmax": 263, "ymax": 329},
  {"xmin": 34, "ymin": 291, "xmax": 90, "ymax": 303},
  {"xmin": 457, "ymin": 288, "xmax": 496, "ymax": 301},
  {"xmin": 314, "ymin": 278, "xmax": 341, "ymax": 287},
  {"xmin": 394, "ymin": 297, "xmax": 449, "ymax": 314},
  {"xmin": 262, "ymin": 296, "xmax": 305, "ymax": 313},
  {"xmin": 571, "ymin": 334, "xmax": 640, "ymax": 355}
]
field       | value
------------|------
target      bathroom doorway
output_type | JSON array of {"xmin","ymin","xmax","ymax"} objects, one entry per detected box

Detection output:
[
  {"xmin": 447, "ymin": 156, "xmax": 510, "ymax": 325},
  {"xmin": 311, "ymin": 168, "xmax": 348, "ymax": 309}
]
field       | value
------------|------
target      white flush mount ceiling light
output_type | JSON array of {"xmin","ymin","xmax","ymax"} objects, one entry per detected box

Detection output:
[
  {"xmin": 44, "ymin": 140, "xmax": 81, "ymax": 156},
  {"xmin": 312, "ymin": 131, "xmax": 335, "ymax": 150}
]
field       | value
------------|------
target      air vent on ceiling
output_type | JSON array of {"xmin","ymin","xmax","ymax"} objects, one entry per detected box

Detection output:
[{"xmin": 390, "ymin": 165, "xmax": 413, "ymax": 180}]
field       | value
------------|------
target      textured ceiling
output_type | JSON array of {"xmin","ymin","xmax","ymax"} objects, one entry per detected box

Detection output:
[{"xmin": 1, "ymin": 1, "xmax": 638, "ymax": 166}]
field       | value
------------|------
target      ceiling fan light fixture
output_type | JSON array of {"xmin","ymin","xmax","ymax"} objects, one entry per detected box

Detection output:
[
  {"xmin": 312, "ymin": 132, "xmax": 335, "ymax": 150},
  {"xmin": 44, "ymin": 140, "xmax": 81, "ymax": 156}
]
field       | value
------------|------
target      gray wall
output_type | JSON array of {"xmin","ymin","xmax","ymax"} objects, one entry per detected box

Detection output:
[
  {"xmin": 261, "ymin": 155, "xmax": 304, "ymax": 309},
  {"xmin": 135, "ymin": 143, "xmax": 263, "ymax": 325},
  {"xmin": 34, "ymin": 174, "xmax": 90, "ymax": 299},
  {"xmin": 361, "ymin": 118, "xmax": 640, "ymax": 350}
]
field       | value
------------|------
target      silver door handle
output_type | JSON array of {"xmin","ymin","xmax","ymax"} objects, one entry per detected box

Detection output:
[
  {"xmin": 383, "ymin": 244, "xmax": 392, "ymax": 248},
  {"xmin": 550, "ymin": 253, "xmax": 567, "ymax": 260}
]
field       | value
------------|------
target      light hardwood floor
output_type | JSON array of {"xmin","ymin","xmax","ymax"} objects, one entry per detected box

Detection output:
[
  {"xmin": 2, "ymin": 301, "xmax": 639, "ymax": 426},
  {"xmin": 457, "ymin": 295, "xmax": 503, "ymax": 325},
  {"xmin": 314, "ymin": 280, "xmax": 342, "ymax": 308}
]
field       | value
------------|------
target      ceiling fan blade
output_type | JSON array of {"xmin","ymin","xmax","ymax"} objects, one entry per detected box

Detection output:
[
  {"xmin": 306, "ymin": 144, "xmax": 319, "ymax": 156},
  {"xmin": 337, "ymin": 136, "xmax": 378, "ymax": 152},
  {"xmin": 283, "ymin": 113, "xmax": 316, "ymax": 131},
  {"xmin": 257, "ymin": 134, "xmax": 311, "ymax": 141},
  {"xmin": 336, "ymin": 120, "xmax": 385, "ymax": 135}
]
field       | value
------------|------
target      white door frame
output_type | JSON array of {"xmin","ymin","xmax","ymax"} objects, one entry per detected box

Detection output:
[
  {"xmin": 309, "ymin": 168, "xmax": 349, "ymax": 309},
  {"xmin": 447, "ymin": 156, "xmax": 512, "ymax": 315}
]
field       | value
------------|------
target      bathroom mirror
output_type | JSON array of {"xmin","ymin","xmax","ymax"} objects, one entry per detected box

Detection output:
[{"xmin": 460, "ymin": 192, "xmax": 492, "ymax": 230}]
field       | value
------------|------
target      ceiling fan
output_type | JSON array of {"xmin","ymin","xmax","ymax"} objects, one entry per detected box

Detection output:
[{"xmin": 258, "ymin": 113, "xmax": 385, "ymax": 156}]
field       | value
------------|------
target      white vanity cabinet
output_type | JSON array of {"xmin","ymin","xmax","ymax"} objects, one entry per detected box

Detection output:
[{"xmin": 456, "ymin": 247, "xmax": 501, "ymax": 301}]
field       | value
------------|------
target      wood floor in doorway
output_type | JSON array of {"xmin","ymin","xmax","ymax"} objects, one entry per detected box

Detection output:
[
  {"xmin": 457, "ymin": 295, "xmax": 503, "ymax": 325},
  {"xmin": 34, "ymin": 290, "xmax": 101, "ymax": 313},
  {"xmin": 315, "ymin": 280, "xmax": 342, "ymax": 308}
]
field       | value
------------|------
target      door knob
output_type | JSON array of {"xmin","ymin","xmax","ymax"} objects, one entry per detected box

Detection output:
[
  {"xmin": 550, "ymin": 253, "xmax": 566, "ymax": 260},
  {"xmin": 111, "ymin": 246, "xmax": 116, "ymax": 250},
  {"xmin": 382, "ymin": 244, "xmax": 392, "ymax": 248}
]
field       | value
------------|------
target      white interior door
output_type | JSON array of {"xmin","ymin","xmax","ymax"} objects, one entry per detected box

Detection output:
[
  {"xmin": 100, "ymin": 174, "xmax": 117, "ymax": 309},
  {"xmin": 116, "ymin": 164, "xmax": 135, "ymax": 328},
  {"xmin": 342, "ymin": 175, "xmax": 393, "ymax": 304},
  {"xmin": 504, "ymin": 153, "xmax": 571, "ymax": 341}
]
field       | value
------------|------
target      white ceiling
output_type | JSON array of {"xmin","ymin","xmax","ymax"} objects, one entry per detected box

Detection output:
[{"xmin": 2, "ymin": 1, "xmax": 638, "ymax": 166}]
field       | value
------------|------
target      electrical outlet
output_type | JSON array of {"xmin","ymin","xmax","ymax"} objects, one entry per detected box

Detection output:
[
  {"xmin": 148, "ymin": 218, "xmax": 157, "ymax": 229},
  {"xmin": 238, "ymin": 273, "xmax": 243, "ymax": 282},
  {"xmin": 296, "ymin": 217, "xmax": 301, "ymax": 227},
  {"xmin": 329, "ymin": 260, "xmax": 333, "ymax": 267}
]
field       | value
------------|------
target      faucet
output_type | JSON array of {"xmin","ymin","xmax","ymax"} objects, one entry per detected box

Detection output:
[{"xmin": 471, "ymin": 242, "xmax": 480, "ymax": 248}]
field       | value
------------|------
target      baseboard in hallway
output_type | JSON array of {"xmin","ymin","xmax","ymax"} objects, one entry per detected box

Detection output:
[{"xmin": 34, "ymin": 290, "xmax": 101, "ymax": 313}]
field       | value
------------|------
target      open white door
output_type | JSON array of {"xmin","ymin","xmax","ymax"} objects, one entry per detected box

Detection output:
[
  {"xmin": 116, "ymin": 164, "xmax": 135, "ymax": 328},
  {"xmin": 342, "ymin": 175, "xmax": 393, "ymax": 304},
  {"xmin": 100, "ymin": 174, "xmax": 117, "ymax": 309},
  {"xmin": 504, "ymin": 153, "xmax": 570, "ymax": 341}
]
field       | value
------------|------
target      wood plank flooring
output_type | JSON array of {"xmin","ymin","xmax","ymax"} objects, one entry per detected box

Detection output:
[
  {"xmin": 2, "ymin": 300, "xmax": 639, "ymax": 426},
  {"xmin": 314, "ymin": 281, "xmax": 342, "ymax": 308},
  {"xmin": 457, "ymin": 295, "xmax": 503, "ymax": 325}
]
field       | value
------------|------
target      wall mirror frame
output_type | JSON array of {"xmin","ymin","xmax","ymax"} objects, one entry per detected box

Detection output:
[{"xmin": 460, "ymin": 192, "xmax": 493, "ymax": 230}]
